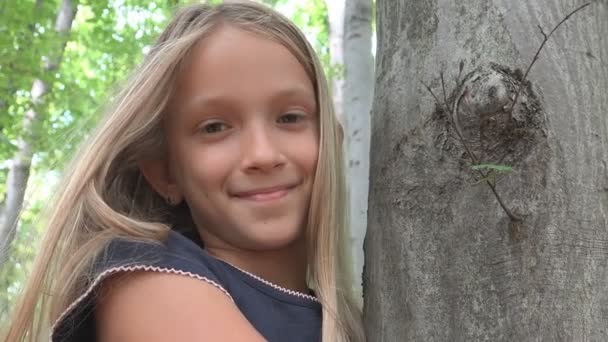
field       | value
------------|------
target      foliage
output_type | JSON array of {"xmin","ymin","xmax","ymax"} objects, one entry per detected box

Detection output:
[
  {"xmin": 0, "ymin": 187, "xmax": 45, "ymax": 321},
  {"xmin": 0, "ymin": 0, "xmax": 176, "ymax": 323},
  {"xmin": 270, "ymin": 0, "xmax": 333, "ymax": 79}
]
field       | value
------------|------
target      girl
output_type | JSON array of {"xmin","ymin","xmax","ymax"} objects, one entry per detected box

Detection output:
[{"xmin": 4, "ymin": 1, "xmax": 364, "ymax": 341}]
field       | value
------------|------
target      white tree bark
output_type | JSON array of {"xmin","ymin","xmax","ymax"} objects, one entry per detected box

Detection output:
[
  {"xmin": 364, "ymin": 0, "xmax": 608, "ymax": 340},
  {"xmin": 344, "ymin": 0, "xmax": 374, "ymax": 300},
  {"xmin": 0, "ymin": 0, "xmax": 78, "ymax": 267},
  {"xmin": 326, "ymin": 0, "xmax": 345, "ymax": 121},
  {"xmin": 326, "ymin": 0, "xmax": 374, "ymax": 300}
]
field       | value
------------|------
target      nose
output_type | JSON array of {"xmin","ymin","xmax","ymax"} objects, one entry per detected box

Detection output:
[{"xmin": 241, "ymin": 122, "xmax": 285, "ymax": 173}]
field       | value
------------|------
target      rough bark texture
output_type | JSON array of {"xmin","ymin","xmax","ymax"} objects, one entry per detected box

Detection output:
[
  {"xmin": 364, "ymin": 0, "xmax": 608, "ymax": 341},
  {"xmin": 0, "ymin": 0, "xmax": 77, "ymax": 267},
  {"xmin": 344, "ymin": 0, "xmax": 374, "ymax": 299}
]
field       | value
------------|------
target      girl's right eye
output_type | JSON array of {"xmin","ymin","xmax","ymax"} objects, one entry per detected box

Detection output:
[{"xmin": 201, "ymin": 121, "xmax": 228, "ymax": 134}]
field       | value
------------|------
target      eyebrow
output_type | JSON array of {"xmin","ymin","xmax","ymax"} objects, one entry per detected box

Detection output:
[{"xmin": 181, "ymin": 86, "xmax": 317, "ymax": 114}]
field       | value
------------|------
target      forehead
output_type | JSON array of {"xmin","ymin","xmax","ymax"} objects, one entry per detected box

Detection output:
[{"xmin": 171, "ymin": 25, "xmax": 315, "ymax": 110}]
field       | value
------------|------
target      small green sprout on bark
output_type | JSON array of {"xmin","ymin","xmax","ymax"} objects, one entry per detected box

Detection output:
[{"xmin": 471, "ymin": 164, "xmax": 514, "ymax": 187}]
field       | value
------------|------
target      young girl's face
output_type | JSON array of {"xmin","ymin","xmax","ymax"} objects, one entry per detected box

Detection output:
[{"xmin": 164, "ymin": 25, "xmax": 319, "ymax": 251}]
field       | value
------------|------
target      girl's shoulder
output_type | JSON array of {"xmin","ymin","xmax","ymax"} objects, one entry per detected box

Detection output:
[
  {"xmin": 92, "ymin": 229, "xmax": 231, "ymax": 295},
  {"xmin": 51, "ymin": 230, "xmax": 231, "ymax": 342},
  {"xmin": 51, "ymin": 230, "xmax": 323, "ymax": 342}
]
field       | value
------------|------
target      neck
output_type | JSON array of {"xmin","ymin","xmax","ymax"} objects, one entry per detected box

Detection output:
[{"xmin": 204, "ymin": 235, "xmax": 309, "ymax": 294}]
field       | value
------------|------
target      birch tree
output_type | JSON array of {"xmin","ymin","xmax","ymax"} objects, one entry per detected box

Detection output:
[
  {"xmin": 326, "ymin": 0, "xmax": 345, "ymax": 121},
  {"xmin": 364, "ymin": 0, "xmax": 608, "ymax": 340},
  {"xmin": 343, "ymin": 0, "xmax": 374, "ymax": 299},
  {"xmin": 327, "ymin": 0, "xmax": 374, "ymax": 299}
]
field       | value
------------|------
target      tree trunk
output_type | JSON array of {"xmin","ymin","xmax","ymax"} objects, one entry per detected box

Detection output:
[
  {"xmin": 326, "ymin": 0, "xmax": 374, "ymax": 300},
  {"xmin": 364, "ymin": 0, "xmax": 608, "ymax": 341},
  {"xmin": 343, "ymin": 0, "xmax": 374, "ymax": 300},
  {"xmin": 326, "ymin": 0, "xmax": 345, "ymax": 122},
  {"xmin": 0, "ymin": 0, "xmax": 78, "ymax": 268}
]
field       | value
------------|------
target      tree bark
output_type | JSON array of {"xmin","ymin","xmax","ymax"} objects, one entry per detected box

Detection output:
[
  {"xmin": 0, "ymin": 0, "xmax": 78, "ymax": 268},
  {"xmin": 344, "ymin": 0, "xmax": 374, "ymax": 299},
  {"xmin": 364, "ymin": 0, "xmax": 608, "ymax": 340},
  {"xmin": 326, "ymin": 0, "xmax": 375, "ymax": 300},
  {"xmin": 326, "ymin": 0, "xmax": 345, "ymax": 122}
]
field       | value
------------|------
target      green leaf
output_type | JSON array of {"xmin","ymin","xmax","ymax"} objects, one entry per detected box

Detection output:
[{"xmin": 471, "ymin": 164, "xmax": 514, "ymax": 172}]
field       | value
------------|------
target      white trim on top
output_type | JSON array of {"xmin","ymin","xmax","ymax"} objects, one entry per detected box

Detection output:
[
  {"xmin": 49, "ymin": 264, "xmax": 232, "ymax": 341},
  {"xmin": 221, "ymin": 261, "xmax": 319, "ymax": 302}
]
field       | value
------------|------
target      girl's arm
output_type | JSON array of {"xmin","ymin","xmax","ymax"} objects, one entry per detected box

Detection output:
[{"xmin": 96, "ymin": 271, "xmax": 267, "ymax": 341}]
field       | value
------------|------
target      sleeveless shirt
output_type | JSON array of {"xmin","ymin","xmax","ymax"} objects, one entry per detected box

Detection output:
[{"xmin": 50, "ymin": 230, "xmax": 322, "ymax": 341}]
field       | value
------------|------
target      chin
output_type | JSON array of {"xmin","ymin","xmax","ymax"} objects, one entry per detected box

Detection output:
[{"xmin": 242, "ymin": 223, "xmax": 305, "ymax": 251}]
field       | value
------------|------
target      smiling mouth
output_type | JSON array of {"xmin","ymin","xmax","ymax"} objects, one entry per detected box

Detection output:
[{"xmin": 233, "ymin": 184, "xmax": 297, "ymax": 202}]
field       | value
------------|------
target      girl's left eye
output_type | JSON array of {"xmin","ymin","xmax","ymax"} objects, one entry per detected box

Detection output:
[
  {"xmin": 277, "ymin": 113, "xmax": 304, "ymax": 124},
  {"xmin": 201, "ymin": 121, "xmax": 229, "ymax": 134}
]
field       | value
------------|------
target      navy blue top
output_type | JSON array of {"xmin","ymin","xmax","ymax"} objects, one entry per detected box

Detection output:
[{"xmin": 51, "ymin": 230, "xmax": 322, "ymax": 341}]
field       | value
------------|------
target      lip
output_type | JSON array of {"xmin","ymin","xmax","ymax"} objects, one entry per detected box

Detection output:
[{"xmin": 232, "ymin": 184, "xmax": 297, "ymax": 201}]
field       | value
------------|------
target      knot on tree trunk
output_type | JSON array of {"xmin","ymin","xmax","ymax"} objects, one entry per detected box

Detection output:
[{"xmin": 435, "ymin": 63, "xmax": 546, "ymax": 168}]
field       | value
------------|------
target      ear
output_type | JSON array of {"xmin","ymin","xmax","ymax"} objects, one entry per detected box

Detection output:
[{"xmin": 138, "ymin": 158, "xmax": 183, "ymax": 205}]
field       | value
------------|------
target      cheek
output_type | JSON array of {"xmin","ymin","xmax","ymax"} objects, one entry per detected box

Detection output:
[
  {"xmin": 175, "ymin": 144, "xmax": 236, "ymax": 192},
  {"xmin": 293, "ymin": 134, "xmax": 319, "ymax": 174}
]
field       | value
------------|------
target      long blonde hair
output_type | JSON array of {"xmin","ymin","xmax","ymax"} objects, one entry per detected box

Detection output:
[{"xmin": 4, "ymin": 2, "xmax": 363, "ymax": 341}]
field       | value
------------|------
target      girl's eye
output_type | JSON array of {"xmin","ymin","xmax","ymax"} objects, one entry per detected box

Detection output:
[
  {"xmin": 277, "ymin": 113, "xmax": 304, "ymax": 124},
  {"xmin": 201, "ymin": 122, "xmax": 228, "ymax": 134}
]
